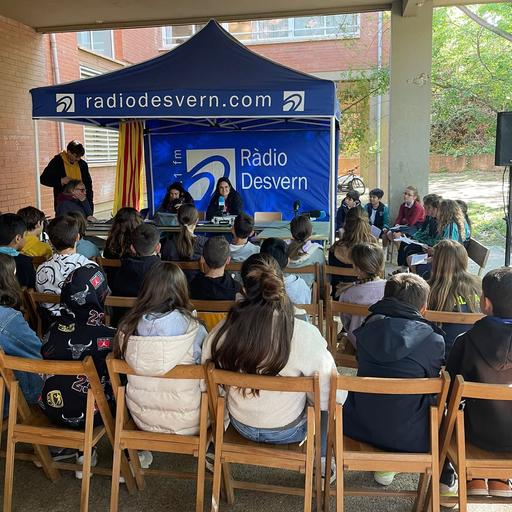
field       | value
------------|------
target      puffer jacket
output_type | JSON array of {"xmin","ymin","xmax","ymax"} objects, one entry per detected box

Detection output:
[{"xmin": 124, "ymin": 310, "xmax": 207, "ymax": 435}]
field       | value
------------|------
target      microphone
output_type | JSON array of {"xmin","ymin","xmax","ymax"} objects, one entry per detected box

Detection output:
[
  {"xmin": 218, "ymin": 195, "xmax": 225, "ymax": 215},
  {"xmin": 303, "ymin": 210, "xmax": 327, "ymax": 220},
  {"xmin": 293, "ymin": 200, "xmax": 301, "ymax": 216}
]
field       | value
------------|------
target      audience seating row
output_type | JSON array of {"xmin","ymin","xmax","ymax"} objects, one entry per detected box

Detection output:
[{"xmin": 1, "ymin": 351, "xmax": 510, "ymax": 512}]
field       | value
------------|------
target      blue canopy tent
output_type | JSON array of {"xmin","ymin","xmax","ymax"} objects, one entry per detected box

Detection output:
[{"xmin": 31, "ymin": 20, "xmax": 340, "ymax": 235}]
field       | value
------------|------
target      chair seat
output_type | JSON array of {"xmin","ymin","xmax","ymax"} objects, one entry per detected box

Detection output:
[
  {"xmin": 448, "ymin": 435, "xmax": 512, "ymax": 469},
  {"xmin": 221, "ymin": 425, "xmax": 307, "ymax": 471}
]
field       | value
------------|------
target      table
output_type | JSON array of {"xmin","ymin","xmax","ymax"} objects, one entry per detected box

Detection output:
[{"xmin": 86, "ymin": 220, "xmax": 331, "ymax": 242}]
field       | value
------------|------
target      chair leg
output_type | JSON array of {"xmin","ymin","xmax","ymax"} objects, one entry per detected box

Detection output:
[
  {"xmin": 456, "ymin": 412, "xmax": 467, "ymax": 512},
  {"xmin": 127, "ymin": 448, "xmax": 145, "ymax": 491},
  {"xmin": 195, "ymin": 393, "xmax": 208, "ymax": 512},
  {"xmin": 413, "ymin": 473, "xmax": 429, "ymax": 512},
  {"xmin": 303, "ymin": 407, "xmax": 314, "ymax": 512},
  {"xmin": 335, "ymin": 405, "xmax": 344, "ymax": 512},
  {"xmin": 221, "ymin": 463, "xmax": 235, "ymax": 505},
  {"xmin": 110, "ymin": 388, "xmax": 125, "ymax": 512},
  {"xmin": 80, "ymin": 390, "xmax": 95, "ymax": 512},
  {"xmin": 3, "ymin": 409, "xmax": 17, "ymax": 512},
  {"xmin": 211, "ymin": 399, "xmax": 225, "ymax": 512}
]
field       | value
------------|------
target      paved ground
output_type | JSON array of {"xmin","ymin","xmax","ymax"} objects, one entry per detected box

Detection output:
[{"xmin": 1, "ymin": 442, "xmax": 510, "ymax": 511}]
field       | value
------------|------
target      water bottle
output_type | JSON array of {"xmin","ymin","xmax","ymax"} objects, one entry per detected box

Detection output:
[{"xmin": 218, "ymin": 195, "xmax": 225, "ymax": 216}]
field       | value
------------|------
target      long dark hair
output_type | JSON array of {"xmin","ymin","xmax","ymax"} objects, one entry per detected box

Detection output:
[
  {"xmin": 175, "ymin": 204, "xmax": 199, "ymax": 259},
  {"xmin": 115, "ymin": 262, "xmax": 198, "ymax": 357},
  {"xmin": 0, "ymin": 254, "xmax": 22, "ymax": 309},
  {"xmin": 105, "ymin": 207, "xmax": 142, "ymax": 258},
  {"xmin": 288, "ymin": 215, "xmax": 312, "ymax": 261},
  {"xmin": 160, "ymin": 182, "xmax": 192, "ymax": 211},
  {"xmin": 210, "ymin": 253, "xmax": 294, "ymax": 394}
]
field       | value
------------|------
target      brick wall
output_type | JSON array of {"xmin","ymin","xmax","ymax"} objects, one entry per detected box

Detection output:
[
  {"xmin": 0, "ymin": 16, "xmax": 47, "ymax": 214},
  {"xmin": 119, "ymin": 27, "xmax": 161, "ymax": 64}
]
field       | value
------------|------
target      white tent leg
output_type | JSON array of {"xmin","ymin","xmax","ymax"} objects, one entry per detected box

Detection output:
[
  {"xmin": 329, "ymin": 116, "xmax": 336, "ymax": 243},
  {"xmin": 33, "ymin": 119, "xmax": 41, "ymax": 210}
]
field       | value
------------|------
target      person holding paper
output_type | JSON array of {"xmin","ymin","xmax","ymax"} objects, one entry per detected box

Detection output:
[
  {"xmin": 364, "ymin": 188, "xmax": 389, "ymax": 237},
  {"xmin": 205, "ymin": 177, "xmax": 243, "ymax": 220},
  {"xmin": 385, "ymin": 185, "xmax": 425, "ymax": 241}
]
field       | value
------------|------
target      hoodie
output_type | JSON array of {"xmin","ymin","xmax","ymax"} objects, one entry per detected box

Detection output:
[
  {"xmin": 343, "ymin": 297, "xmax": 444, "ymax": 453},
  {"xmin": 124, "ymin": 310, "xmax": 207, "ymax": 435},
  {"xmin": 446, "ymin": 316, "xmax": 512, "ymax": 451},
  {"xmin": 189, "ymin": 272, "xmax": 241, "ymax": 300},
  {"xmin": 229, "ymin": 241, "xmax": 260, "ymax": 262},
  {"xmin": 110, "ymin": 255, "xmax": 161, "ymax": 297}
]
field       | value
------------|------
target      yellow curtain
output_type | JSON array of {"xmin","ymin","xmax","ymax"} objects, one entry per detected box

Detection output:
[{"xmin": 113, "ymin": 121, "xmax": 144, "ymax": 215}]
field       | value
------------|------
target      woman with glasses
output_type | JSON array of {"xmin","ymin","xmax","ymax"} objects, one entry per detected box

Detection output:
[{"xmin": 40, "ymin": 140, "xmax": 94, "ymax": 214}]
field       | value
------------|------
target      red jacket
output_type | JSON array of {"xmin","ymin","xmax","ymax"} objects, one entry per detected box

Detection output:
[{"xmin": 394, "ymin": 201, "xmax": 425, "ymax": 227}]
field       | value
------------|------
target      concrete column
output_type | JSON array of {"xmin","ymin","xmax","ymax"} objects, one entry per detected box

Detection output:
[{"xmin": 388, "ymin": 0, "xmax": 433, "ymax": 216}]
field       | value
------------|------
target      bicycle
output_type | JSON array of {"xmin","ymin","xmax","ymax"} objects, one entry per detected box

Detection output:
[{"xmin": 337, "ymin": 166, "xmax": 365, "ymax": 195}]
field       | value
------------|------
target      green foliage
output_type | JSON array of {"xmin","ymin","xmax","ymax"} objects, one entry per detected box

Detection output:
[
  {"xmin": 466, "ymin": 201, "xmax": 506, "ymax": 246},
  {"xmin": 431, "ymin": 5, "xmax": 512, "ymax": 156}
]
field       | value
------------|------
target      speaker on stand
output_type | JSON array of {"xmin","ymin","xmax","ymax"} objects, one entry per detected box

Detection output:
[{"xmin": 495, "ymin": 112, "xmax": 512, "ymax": 266}]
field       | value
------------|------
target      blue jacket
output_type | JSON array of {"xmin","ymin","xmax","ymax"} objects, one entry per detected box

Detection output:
[{"xmin": 0, "ymin": 306, "xmax": 43, "ymax": 416}]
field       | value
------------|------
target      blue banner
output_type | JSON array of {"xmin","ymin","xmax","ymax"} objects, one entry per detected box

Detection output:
[{"xmin": 148, "ymin": 129, "xmax": 330, "ymax": 220}]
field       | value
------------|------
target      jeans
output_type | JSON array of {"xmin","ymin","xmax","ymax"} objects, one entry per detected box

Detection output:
[{"xmin": 230, "ymin": 410, "xmax": 328, "ymax": 457}]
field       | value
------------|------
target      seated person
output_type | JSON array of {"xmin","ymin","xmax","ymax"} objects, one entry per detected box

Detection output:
[
  {"xmin": 161, "ymin": 205, "xmax": 206, "ymax": 262},
  {"xmin": 17, "ymin": 206, "xmax": 52, "ymax": 259},
  {"xmin": 41, "ymin": 264, "xmax": 113, "ymax": 432},
  {"xmin": 337, "ymin": 242, "xmax": 386, "ymax": 347},
  {"xmin": 335, "ymin": 189, "xmax": 361, "ymax": 233},
  {"xmin": 66, "ymin": 211, "xmax": 101, "ymax": 259},
  {"xmin": 189, "ymin": 236, "xmax": 241, "ymax": 300},
  {"xmin": 0, "ymin": 213, "xmax": 35, "ymax": 288},
  {"xmin": 427, "ymin": 240, "xmax": 480, "ymax": 358},
  {"xmin": 287, "ymin": 214, "xmax": 325, "ymax": 287},
  {"xmin": 260, "ymin": 237, "xmax": 311, "ymax": 305},
  {"xmin": 111, "ymin": 224, "xmax": 161, "ymax": 297},
  {"xmin": 229, "ymin": 213, "xmax": 260, "ymax": 262},
  {"xmin": 0, "ymin": 254, "xmax": 42, "ymax": 416},
  {"xmin": 36, "ymin": 215, "xmax": 95, "ymax": 317},
  {"xmin": 328, "ymin": 208, "xmax": 377, "ymax": 295},
  {"xmin": 364, "ymin": 188, "xmax": 389, "ymax": 233},
  {"xmin": 344, "ymin": 273, "xmax": 444, "ymax": 486},
  {"xmin": 116, "ymin": 262, "xmax": 207, "ymax": 434},
  {"xmin": 103, "ymin": 207, "xmax": 142, "ymax": 259},
  {"xmin": 446, "ymin": 267, "xmax": 512, "ymax": 497},
  {"xmin": 201, "ymin": 253, "xmax": 343, "ymax": 479},
  {"xmin": 205, "ymin": 177, "xmax": 243, "ymax": 220},
  {"xmin": 396, "ymin": 193, "xmax": 441, "ymax": 268},
  {"xmin": 55, "ymin": 179, "xmax": 96, "ymax": 221},
  {"xmin": 384, "ymin": 185, "xmax": 425, "ymax": 244},
  {"xmin": 156, "ymin": 182, "xmax": 194, "ymax": 214}
]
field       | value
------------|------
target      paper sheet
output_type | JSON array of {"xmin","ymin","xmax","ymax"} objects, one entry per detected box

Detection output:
[
  {"xmin": 410, "ymin": 253, "xmax": 429, "ymax": 266},
  {"xmin": 370, "ymin": 225, "xmax": 382, "ymax": 239}
]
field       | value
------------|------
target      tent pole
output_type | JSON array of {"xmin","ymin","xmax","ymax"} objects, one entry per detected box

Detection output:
[
  {"xmin": 329, "ymin": 116, "xmax": 336, "ymax": 243},
  {"xmin": 33, "ymin": 119, "xmax": 41, "ymax": 210}
]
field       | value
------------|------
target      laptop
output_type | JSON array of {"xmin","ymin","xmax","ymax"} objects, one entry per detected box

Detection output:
[{"xmin": 154, "ymin": 212, "xmax": 179, "ymax": 226}]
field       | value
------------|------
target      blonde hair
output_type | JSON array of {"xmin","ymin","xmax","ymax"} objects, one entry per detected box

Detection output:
[
  {"xmin": 437, "ymin": 199, "xmax": 466, "ymax": 239},
  {"xmin": 405, "ymin": 185, "xmax": 419, "ymax": 202},
  {"xmin": 428, "ymin": 239, "xmax": 480, "ymax": 312},
  {"xmin": 331, "ymin": 208, "xmax": 376, "ymax": 261}
]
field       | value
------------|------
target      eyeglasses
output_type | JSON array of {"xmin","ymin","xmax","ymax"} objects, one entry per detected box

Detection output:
[{"xmin": 75, "ymin": 188, "xmax": 86, "ymax": 192}]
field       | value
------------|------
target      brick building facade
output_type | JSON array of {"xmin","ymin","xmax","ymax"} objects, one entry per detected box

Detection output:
[{"xmin": 0, "ymin": 14, "xmax": 385, "ymax": 216}]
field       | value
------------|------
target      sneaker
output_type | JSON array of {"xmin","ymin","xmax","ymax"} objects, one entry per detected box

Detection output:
[
  {"xmin": 488, "ymin": 479, "xmax": 512, "ymax": 498},
  {"xmin": 320, "ymin": 456, "xmax": 336, "ymax": 488},
  {"xmin": 467, "ymin": 479, "xmax": 488, "ymax": 496},
  {"xmin": 33, "ymin": 447, "xmax": 78, "ymax": 468},
  {"xmin": 440, "ymin": 479, "xmax": 458, "ymax": 508},
  {"xmin": 374, "ymin": 471, "xmax": 398, "ymax": 486},
  {"xmin": 75, "ymin": 448, "xmax": 99, "ymax": 479},
  {"xmin": 118, "ymin": 451, "xmax": 154, "ymax": 484},
  {"xmin": 205, "ymin": 443, "xmax": 215, "ymax": 473}
]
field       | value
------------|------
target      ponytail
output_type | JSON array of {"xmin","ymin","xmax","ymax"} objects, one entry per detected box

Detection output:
[
  {"xmin": 175, "ymin": 205, "xmax": 199, "ymax": 259},
  {"xmin": 288, "ymin": 215, "xmax": 312, "ymax": 261}
]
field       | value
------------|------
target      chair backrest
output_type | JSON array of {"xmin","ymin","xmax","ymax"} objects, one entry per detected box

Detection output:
[
  {"xmin": 254, "ymin": 212, "xmax": 282, "ymax": 223},
  {"xmin": 333, "ymin": 371, "xmax": 450, "ymax": 426},
  {"xmin": 284, "ymin": 263, "xmax": 320, "ymax": 302},
  {"xmin": 25, "ymin": 290, "xmax": 60, "ymax": 338},
  {"xmin": 322, "ymin": 264, "xmax": 359, "ymax": 300},
  {"xmin": 169, "ymin": 260, "xmax": 203, "ymax": 272},
  {"xmin": 295, "ymin": 300, "xmax": 324, "ymax": 332},
  {"xmin": 31, "ymin": 255, "xmax": 49, "ymax": 269},
  {"xmin": 192, "ymin": 300, "xmax": 235, "ymax": 331},
  {"xmin": 465, "ymin": 238, "xmax": 490, "ymax": 277},
  {"xmin": 225, "ymin": 262, "xmax": 243, "ymax": 273},
  {"xmin": 97, "ymin": 257, "xmax": 122, "ymax": 269},
  {"xmin": 105, "ymin": 295, "xmax": 137, "ymax": 309}
]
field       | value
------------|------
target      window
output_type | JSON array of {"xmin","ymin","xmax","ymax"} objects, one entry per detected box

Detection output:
[
  {"xmin": 161, "ymin": 24, "xmax": 206, "ymax": 47},
  {"xmin": 77, "ymin": 30, "xmax": 114, "ymax": 58},
  {"xmin": 80, "ymin": 66, "xmax": 119, "ymax": 164},
  {"xmin": 229, "ymin": 15, "xmax": 360, "ymax": 43}
]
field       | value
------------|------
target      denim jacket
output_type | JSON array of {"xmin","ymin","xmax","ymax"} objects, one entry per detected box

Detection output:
[{"xmin": 0, "ymin": 306, "xmax": 43, "ymax": 416}]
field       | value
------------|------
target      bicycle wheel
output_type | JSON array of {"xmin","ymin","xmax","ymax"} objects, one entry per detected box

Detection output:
[{"xmin": 348, "ymin": 177, "xmax": 365, "ymax": 195}]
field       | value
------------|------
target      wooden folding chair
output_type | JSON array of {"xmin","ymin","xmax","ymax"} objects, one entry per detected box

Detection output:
[
  {"xmin": 170, "ymin": 260, "xmax": 203, "ymax": 272},
  {"xmin": 25, "ymin": 290, "xmax": 60, "ymax": 338},
  {"xmin": 104, "ymin": 295, "xmax": 137, "ymax": 326},
  {"xmin": 192, "ymin": 300, "xmax": 235, "ymax": 332},
  {"xmin": 0, "ymin": 351, "xmax": 136, "ymax": 512},
  {"xmin": 295, "ymin": 300, "xmax": 324, "ymax": 333},
  {"xmin": 31, "ymin": 255, "xmax": 49, "ymax": 270},
  {"xmin": 97, "ymin": 257, "xmax": 122, "ymax": 270},
  {"xmin": 423, "ymin": 310, "xmax": 483, "ymax": 326},
  {"xmin": 107, "ymin": 357, "xmax": 210, "ymax": 512},
  {"xmin": 206, "ymin": 363, "xmax": 322, "ymax": 512},
  {"xmin": 324, "ymin": 371, "xmax": 450, "ymax": 512},
  {"xmin": 322, "ymin": 265, "xmax": 359, "ymax": 301},
  {"xmin": 284, "ymin": 263, "xmax": 321, "ymax": 303},
  {"xmin": 437, "ymin": 376, "xmax": 512, "ymax": 511}
]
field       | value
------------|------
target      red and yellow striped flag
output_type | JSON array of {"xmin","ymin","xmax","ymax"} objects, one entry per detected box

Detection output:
[{"xmin": 113, "ymin": 121, "xmax": 144, "ymax": 214}]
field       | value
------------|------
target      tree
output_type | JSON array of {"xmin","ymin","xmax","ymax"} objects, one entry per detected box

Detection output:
[{"xmin": 431, "ymin": 4, "xmax": 512, "ymax": 156}]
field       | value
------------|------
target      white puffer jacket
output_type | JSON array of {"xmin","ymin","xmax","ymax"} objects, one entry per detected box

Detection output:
[{"xmin": 124, "ymin": 311, "xmax": 207, "ymax": 435}]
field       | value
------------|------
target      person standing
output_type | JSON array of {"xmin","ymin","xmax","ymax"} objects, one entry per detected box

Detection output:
[{"xmin": 40, "ymin": 140, "xmax": 94, "ymax": 214}]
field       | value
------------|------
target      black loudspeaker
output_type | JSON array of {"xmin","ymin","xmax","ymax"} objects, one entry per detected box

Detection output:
[{"xmin": 496, "ymin": 112, "xmax": 512, "ymax": 166}]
